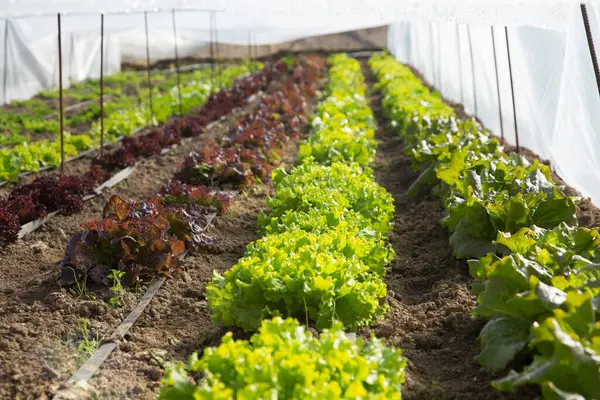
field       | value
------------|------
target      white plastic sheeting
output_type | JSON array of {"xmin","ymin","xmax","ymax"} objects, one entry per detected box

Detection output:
[
  {"xmin": 0, "ymin": 9, "xmax": 391, "ymax": 104},
  {"xmin": 388, "ymin": 2, "xmax": 600, "ymax": 206}
]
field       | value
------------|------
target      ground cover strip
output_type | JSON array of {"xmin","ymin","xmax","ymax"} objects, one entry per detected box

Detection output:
[
  {"xmin": 370, "ymin": 53, "xmax": 599, "ymax": 399},
  {"xmin": 0, "ymin": 64, "xmax": 260, "ymax": 182},
  {"xmin": 58, "ymin": 55, "xmax": 323, "ymax": 299},
  {"xmin": 0, "ymin": 66, "xmax": 240, "ymax": 147},
  {"xmin": 158, "ymin": 53, "xmax": 406, "ymax": 399},
  {"xmin": 0, "ymin": 62, "xmax": 283, "ymax": 246}
]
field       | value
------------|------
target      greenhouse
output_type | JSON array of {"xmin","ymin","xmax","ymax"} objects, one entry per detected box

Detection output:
[{"xmin": 0, "ymin": 1, "xmax": 598, "ymax": 399}]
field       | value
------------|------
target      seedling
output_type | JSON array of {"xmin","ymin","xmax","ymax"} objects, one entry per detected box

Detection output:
[
  {"xmin": 108, "ymin": 269, "xmax": 126, "ymax": 307},
  {"xmin": 77, "ymin": 318, "xmax": 105, "ymax": 359}
]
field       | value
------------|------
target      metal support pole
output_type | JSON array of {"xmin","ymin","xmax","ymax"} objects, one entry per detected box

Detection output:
[
  {"xmin": 213, "ymin": 12, "xmax": 221, "ymax": 90},
  {"xmin": 209, "ymin": 11, "xmax": 215, "ymax": 94},
  {"xmin": 467, "ymin": 25, "xmax": 478, "ymax": 116},
  {"xmin": 456, "ymin": 24, "xmax": 464, "ymax": 104},
  {"xmin": 437, "ymin": 23, "xmax": 443, "ymax": 91},
  {"xmin": 57, "ymin": 14, "xmax": 65, "ymax": 173},
  {"xmin": 253, "ymin": 31, "xmax": 258, "ymax": 62},
  {"xmin": 247, "ymin": 30, "xmax": 253, "ymax": 71},
  {"xmin": 429, "ymin": 22, "xmax": 436, "ymax": 87},
  {"xmin": 491, "ymin": 26, "xmax": 504, "ymax": 140},
  {"xmin": 3, "ymin": 20, "xmax": 9, "ymax": 104},
  {"xmin": 581, "ymin": 4, "xmax": 600, "ymax": 97},
  {"xmin": 100, "ymin": 14, "xmax": 105, "ymax": 155},
  {"xmin": 505, "ymin": 26, "xmax": 519, "ymax": 153},
  {"xmin": 144, "ymin": 11, "xmax": 154, "ymax": 124},
  {"xmin": 172, "ymin": 9, "xmax": 183, "ymax": 116}
]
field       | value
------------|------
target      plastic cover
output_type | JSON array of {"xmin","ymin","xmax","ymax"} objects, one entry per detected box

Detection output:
[{"xmin": 388, "ymin": 2, "xmax": 600, "ymax": 206}]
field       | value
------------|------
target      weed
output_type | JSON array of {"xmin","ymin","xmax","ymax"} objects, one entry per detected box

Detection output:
[
  {"xmin": 77, "ymin": 318, "xmax": 105, "ymax": 358},
  {"xmin": 108, "ymin": 269, "xmax": 126, "ymax": 307}
]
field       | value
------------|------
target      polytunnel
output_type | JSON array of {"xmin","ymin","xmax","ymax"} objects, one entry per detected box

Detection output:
[{"xmin": 0, "ymin": 1, "xmax": 598, "ymax": 399}]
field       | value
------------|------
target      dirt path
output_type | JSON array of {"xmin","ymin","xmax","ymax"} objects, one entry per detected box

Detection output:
[
  {"xmin": 0, "ymin": 98, "xmax": 259, "ymax": 400},
  {"xmin": 361, "ymin": 62, "xmax": 538, "ymax": 400}
]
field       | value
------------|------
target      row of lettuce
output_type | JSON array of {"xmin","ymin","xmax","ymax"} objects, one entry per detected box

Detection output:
[
  {"xmin": 0, "ymin": 62, "xmax": 285, "ymax": 245},
  {"xmin": 0, "ymin": 64, "xmax": 261, "ymax": 182},
  {"xmin": 159, "ymin": 54, "xmax": 406, "ymax": 399},
  {"xmin": 0, "ymin": 66, "xmax": 244, "ymax": 146},
  {"xmin": 370, "ymin": 53, "xmax": 599, "ymax": 399}
]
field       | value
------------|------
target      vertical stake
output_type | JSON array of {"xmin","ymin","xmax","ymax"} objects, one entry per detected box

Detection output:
[
  {"xmin": 209, "ymin": 11, "xmax": 215, "ymax": 94},
  {"xmin": 505, "ymin": 26, "xmax": 519, "ymax": 153},
  {"xmin": 580, "ymin": 4, "xmax": 600, "ymax": 97},
  {"xmin": 3, "ymin": 20, "xmax": 9, "ymax": 104},
  {"xmin": 437, "ymin": 23, "xmax": 443, "ymax": 90},
  {"xmin": 254, "ymin": 31, "xmax": 258, "ymax": 62},
  {"xmin": 213, "ymin": 12, "xmax": 221, "ymax": 90},
  {"xmin": 57, "ymin": 14, "xmax": 65, "ymax": 173},
  {"xmin": 467, "ymin": 25, "xmax": 478, "ymax": 115},
  {"xmin": 491, "ymin": 26, "xmax": 504, "ymax": 140},
  {"xmin": 172, "ymin": 9, "xmax": 183, "ymax": 116},
  {"xmin": 247, "ymin": 30, "xmax": 253, "ymax": 71},
  {"xmin": 100, "ymin": 13, "xmax": 105, "ymax": 156},
  {"xmin": 429, "ymin": 22, "xmax": 436, "ymax": 86},
  {"xmin": 456, "ymin": 24, "xmax": 464, "ymax": 104},
  {"xmin": 144, "ymin": 11, "xmax": 154, "ymax": 125}
]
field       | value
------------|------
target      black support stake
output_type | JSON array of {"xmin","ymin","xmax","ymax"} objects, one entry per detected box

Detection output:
[
  {"xmin": 3, "ymin": 20, "xmax": 9, "ymax": 104},
  {"xmin": 100, "ymin": 13, "xmax": 105, "ymax": 155},
  {"xmin": 57, "ymin": 13, "xmax": 65, "ymax": 173},
  {"xmin": 213, "ymin": 12, "xmax": 221, "ymax": 90},
  {"xmin": 172, "ymin": 9, "xmax": 183, "ymax": 116},
  {"xmin": 456, "ymin": 24, "xmax": 464, "ymax": 104},
  {"xmin": 144, "ymin": 11, "xmax": 154, "ymax": 125},
  {"xmin": 209, "ymin": 11, "xmax": 215, "ymax": 94},
  {"xmin": 580, "ymin": 4, "xmax": 600, "ymax": 97},
  {"xmin": 437, "ymin": 23, "xmax": 443, "ymax": 91},
  {"xmin": 467, "ymin": 25, "xmax": 478, "ymax": 116},
  {"xmin": 491, "ymin": 26, "xmax": 504, "ymax": 140},
  {"xmin": 429, "ymin": 22, "xmax": 436, "ymax": 86},
  {"xmin": 247, "ymin": 30, "xmax": 253, "ymax": 71},
  {"xmin": 505, "ymin": 26, "xmax": 519, "ymax": 153}
]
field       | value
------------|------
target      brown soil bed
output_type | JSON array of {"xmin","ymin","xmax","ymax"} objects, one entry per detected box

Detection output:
[
  {"xmin": 0, "ymin": 95, "xmax": 261, "ymax": 400},
  {"xmin": 361, "ymin": 63, "xmax": 539, "ymax": 400}
]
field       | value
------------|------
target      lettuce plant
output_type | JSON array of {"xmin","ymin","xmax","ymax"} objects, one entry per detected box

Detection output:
[{"xmin": 159, "ymin": 317, "xmax": 406, "ymax": 399}]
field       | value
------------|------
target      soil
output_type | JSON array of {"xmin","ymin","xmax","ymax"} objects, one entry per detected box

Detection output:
[
  {"xmin": 0, "ymin": 93, "xmax": 263, "ymax": 400},
  {"xmin": 360, "ymin": 62, "xmax": 540, "ymax": 400}
]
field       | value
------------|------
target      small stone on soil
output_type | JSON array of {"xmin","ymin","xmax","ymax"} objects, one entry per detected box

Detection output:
[{"xmin": 31, "ymin": 241, "xmax": 49, "ymax": 254}]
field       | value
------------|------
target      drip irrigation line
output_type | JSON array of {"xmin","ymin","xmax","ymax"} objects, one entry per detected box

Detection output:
[{"xmin": 65, "ymin": 276, "xmax": 167, "ymax": 387}]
